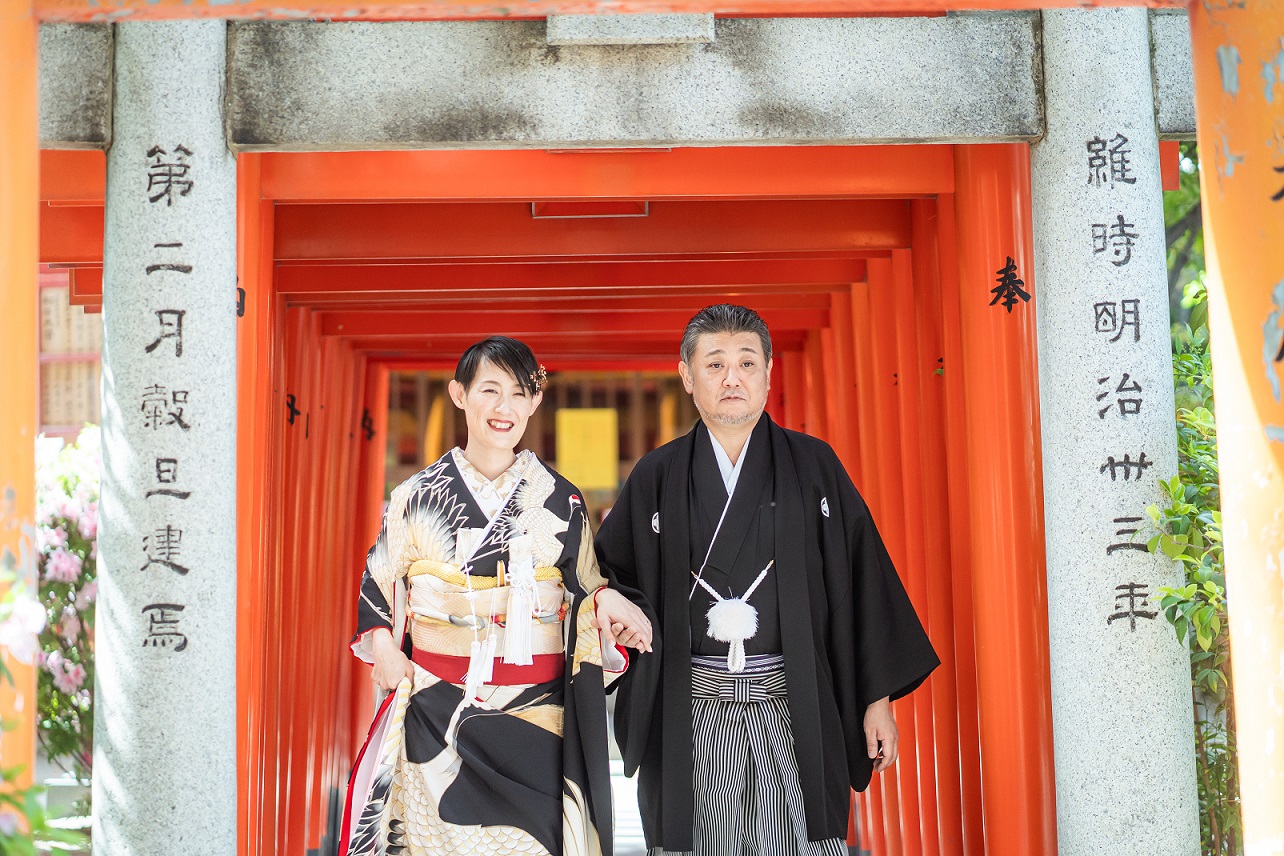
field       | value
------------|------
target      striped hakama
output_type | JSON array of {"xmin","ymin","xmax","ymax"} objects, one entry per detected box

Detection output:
[{"xmin": 651, "ymin": 654, "xmax": 848, "ymax": 856}]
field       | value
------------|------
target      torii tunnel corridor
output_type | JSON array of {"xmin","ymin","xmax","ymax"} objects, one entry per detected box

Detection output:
[{"xmin": 38, "ymin": 141, "xmax": 1182, "ymax": 856}]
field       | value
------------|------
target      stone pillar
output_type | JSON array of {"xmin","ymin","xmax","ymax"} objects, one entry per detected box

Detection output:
[
  {"xmin": 1031, "ymin": 9, "xmax": 1199, "ymax": 855},
  {"xmin": 95, "ymin": 22, "xmax": 237, "ymax": 854}
]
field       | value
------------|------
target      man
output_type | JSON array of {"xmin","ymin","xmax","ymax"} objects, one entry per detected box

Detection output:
[{"xmin": 595, "ymin": 304, "xmax": 938, "ymax": 855}]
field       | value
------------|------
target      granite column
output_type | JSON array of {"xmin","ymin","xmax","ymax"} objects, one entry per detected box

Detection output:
[
  {"xmin": 1031, "ymin": 9, "xmax": 1199, "ymax": 854},
  {"xmin": 95, "ymin": 21, "xmax": 238, "ymax": 854}
]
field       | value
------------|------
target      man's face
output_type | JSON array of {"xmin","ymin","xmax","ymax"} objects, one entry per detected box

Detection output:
[{"xmin": 678, "ymin": 331, "xmax": 772, "ymax": 428}]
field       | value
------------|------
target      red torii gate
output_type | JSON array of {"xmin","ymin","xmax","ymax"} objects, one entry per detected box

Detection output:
[{"xmin": 2, "ymin": 3, "xmax": 1281, "ymax": 856}]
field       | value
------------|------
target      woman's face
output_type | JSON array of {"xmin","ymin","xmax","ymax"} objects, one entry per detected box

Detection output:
[{"xmin": 448, "ymin": 360, "xmax": 542, "ymax": 456}]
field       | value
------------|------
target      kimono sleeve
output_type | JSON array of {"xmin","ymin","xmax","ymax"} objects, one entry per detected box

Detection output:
[
  {"xmin": 593, "ymin": 472, "xmax": 655, "ymax": 622},
  {"xmin": 350, "ymin": 482, "xmax": 413, "ymax": 664},
  {"xmin": 592, "ymin": 470, "xmax": 663, "ymax": 777},
  {"xmin": 834, "ymin": 468, "xmax": 939, "ymax": 706},
  {"xmin": 564, "ymin": 509, "xmax": 628, "ymax": 682}
]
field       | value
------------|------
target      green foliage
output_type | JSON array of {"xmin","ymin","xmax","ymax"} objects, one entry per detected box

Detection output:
[
  {"xmin": 0, "ymin": 579, "xmax": 88, "ymax": 855},
  {"xmin": 1165, "ymin": 142, "xmax": 1205, "ymax": 325},
  {"xmin": 33, "ymin": 429, "xmax": 99, "ymax": 806},
  {"xmin": 1148, "ymin": 278, "xmax": 1240, "ymax": 856}
]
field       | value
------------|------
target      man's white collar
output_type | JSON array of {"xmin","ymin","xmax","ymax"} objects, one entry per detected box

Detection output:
[{"xmin": 709, "ymin": 429, "xmax": 750, "ymax": 495}]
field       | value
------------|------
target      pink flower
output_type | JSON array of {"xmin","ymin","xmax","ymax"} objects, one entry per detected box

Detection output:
[
  {"xmin": 37, "ymin": 525, "xmax": 69, "ymax": 552},
  {"xmin": 0, "ymin": 595, "xmax": 46, "ymax": 665},
  {"xmin": 44, "ymin": 549, "xmax": 83, "ymax": 584},
  {"xmin": 77, "ymin": 511, "xmax": 97, "ymax": 541},
  {"xmin": 44, "ymin": 649, "xmax": 65, "ymax": 674},
  {"xmin": 75, "ymin": 580, "xmax": 97, "ymax": 610},
  {"xmin": 52, "ymin": 662, "xmax": 86, "ymax": 694},
  {"xmin": 61, "ymin": 612, "xmax": 82, "ymax": 644},
  {"xmin": 36, "ymin": 497, "xmax": 61, "ymax": 528},
  {"xmin": 0, "ymin": 811, "xmax": 17, "ymax": 836},
  {"xmin": 59, "ymin": 496, "xmax": 84, "ymax": 522}
]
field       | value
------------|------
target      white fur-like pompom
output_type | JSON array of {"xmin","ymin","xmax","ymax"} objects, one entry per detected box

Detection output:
[{"xmin": 706, "ymin": 598, "xmax": 758, "ymax": 643}]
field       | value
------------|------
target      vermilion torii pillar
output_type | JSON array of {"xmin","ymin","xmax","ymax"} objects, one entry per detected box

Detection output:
[
  {"xmin": 0, "ymin": 0, "xmax": 39, "ymax": 799},
  {"xmin": 1189, "ymin": 2, "xmax": 1284, "ymax": 852},
  {"xmin": 96, "ymin": 21, "xmax": 238, "ymax": 854}
]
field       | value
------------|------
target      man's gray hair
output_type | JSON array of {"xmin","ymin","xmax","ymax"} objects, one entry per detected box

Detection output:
[{"xmin": 679, "ymin": 304, "xmax": 773, "ymax": 364}]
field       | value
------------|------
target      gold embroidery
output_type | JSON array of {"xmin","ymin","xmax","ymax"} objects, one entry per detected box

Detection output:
[{"xmin": 407, "ymin": 559, "xmax": 562, "ymax": 589}]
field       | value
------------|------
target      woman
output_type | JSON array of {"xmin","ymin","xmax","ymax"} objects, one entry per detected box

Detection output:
[{"xmin": 341, "ymin": 336, "xmax": 652, "ymax": 856}]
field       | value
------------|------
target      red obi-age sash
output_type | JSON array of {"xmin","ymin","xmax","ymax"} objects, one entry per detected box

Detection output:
[{"xmin": 412, "ymin": 648, "xmax": 564, "ymax": 686}]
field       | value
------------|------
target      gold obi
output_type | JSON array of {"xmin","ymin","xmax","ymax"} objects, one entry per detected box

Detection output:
[{"xmin": 406, "ymin": 559, "xmax": 567, "ymax": 658}]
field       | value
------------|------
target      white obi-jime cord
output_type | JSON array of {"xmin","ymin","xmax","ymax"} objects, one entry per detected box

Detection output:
[
  {"xmin": 455, "ymin": 461, "xmax": 539, "ymax": 700},
  {"xmin": 689, "ymin": 487, "xmax": 776, "ymax": 674}
]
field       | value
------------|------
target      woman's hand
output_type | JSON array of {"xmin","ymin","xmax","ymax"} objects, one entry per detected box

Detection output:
[
  {"xmin": 593, "ymin": 588, "xmax": 653, "ymax": 653},
  {"xmin": 370, "ymin": 628, "xmax": 415, "ymax": 691}
]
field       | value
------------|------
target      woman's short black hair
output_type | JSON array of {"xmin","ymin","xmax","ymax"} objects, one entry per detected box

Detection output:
[{"xmin": 454, "ymin": 336, "xmax": 542, "ymax": 396}]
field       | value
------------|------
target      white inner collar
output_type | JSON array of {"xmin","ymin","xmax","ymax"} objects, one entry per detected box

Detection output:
[{"xmin": 708, "ymin": 430, "xmax": 750, "ymax": 496}]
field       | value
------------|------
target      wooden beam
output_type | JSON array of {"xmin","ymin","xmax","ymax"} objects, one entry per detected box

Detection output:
[
  {"xmin": 273, "ymin": 200, "xmax": 911, "ymax": 262},
  {"xmin": 320, "ymin": 306, "xmax": 827, "ymax": 337},
  {"xmin": 276, "ymin": 259, "xmax": 867, "ymax": 295},
  {"xmin": 261, "ymin": 148, "xmax": 952, "ymax": 202}
]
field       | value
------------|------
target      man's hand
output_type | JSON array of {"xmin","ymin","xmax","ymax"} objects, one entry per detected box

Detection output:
[
  {"xmin": 864, "ymin": 696, "xmax": 898, "ymax": 773},
  {"xmin": 593, "ymin": 588, "xmax": 653, "ymax": 653},
  {"xmin": 369, "ymin": 628, "xmax": 415, "ymax": 691}
]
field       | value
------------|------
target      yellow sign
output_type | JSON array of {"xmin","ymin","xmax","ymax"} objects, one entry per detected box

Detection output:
[{"xmin": 555, "ymin": 408, "xmax": 619, "ymax": 490}]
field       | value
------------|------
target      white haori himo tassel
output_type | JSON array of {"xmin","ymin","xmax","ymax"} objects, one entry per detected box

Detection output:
[
  {"xmin": 503, "ymin": 535, "xmax": 537, "ymax": 666},
  {"xmin": 694, "ymin": 560, "xmax": 775, "ymax": 674},
  {"xmin": 464, "ymin": 634, "xmax": 497, "ymax": 697},
  {"xmin": 706, "ymin": 598, "xmax": 758, "ymax": 673},
  {"xmin": 503, "ymin": 586, "xmax": 535, "ymax": 666}
]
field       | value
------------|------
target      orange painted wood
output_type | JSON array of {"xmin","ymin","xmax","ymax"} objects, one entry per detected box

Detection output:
[
  {"xmin": 39, "ymin": 150, "xmax": 105, "ymax": 203},
  {"xmin": 1189, "ymin": 3, "xmax": 1284, "ymax": 847},
  {"xmin": 38, "ymin": 202, "xmax": 102, "ymax": 263},
  {"xmin": 865, "ymin": 257, "xmax": 922, "ymax": 856},
  {"xmin": 277, "ymin": 260, "xmax": 863, "ymax": 298},
  {"xmin": 326, "ymin": 343, "xmax": 365, "ymax": 849},
  {"xmin": 852, "ymin": 286, "xmax": 903, "ymax": 856},
  {"xmin": 349, "ymin": 362, "xmax": 389, "ymax": 762},
  {"xmin": 236, "ymin": 153, "xmax": 268, "ymax": 856},
  {"xmin": 378, "ymin": 358, "xmax": 664, "ymax": 373},
  {"xmin": 332, "ymin": 329, "xmax": 810, "ymax": 359},
  {"xmin": 261, "ymin": 148, "xmax": 954, "ymax": 202},
  {"xmin": 934, "ymin": 192, "xmax": 985, "ymax": 856},
  {"xmin": 765, "ymin": 351, "xmax": 786, "ymax": 424},
  {"xmin": 908, "ymin": 198, "xmax": 965, "ymax": 855},
  {"xmin": 34, "ymin": 0, "xmax": 1185, "ymax": 24},
  {"xmin": 781, "ymin": 350, "xmax": 806, "ymax": 433},
  {"xmin": 829, "ymin": 289, "xmax": 863, "ymax": 486},
  {"xmin": 305, "ymin": 335, "xmax": 343, "ymax": 848},
  {"xmin": 319, "ymin": 307, "xmax": 827, "ymax": 338},
  {"xmin": 67, "ymin": 266, "xmax": 101, "ymax": 307},
  {"xmin": 951, "ymin": 144, "xmax": 1056, "ymax": 856},
  {"xmin": 890, "ymin": 247, "xmax": 939, "ymax": 856},
  {"xmin": 272, "ymin": 200, "xmax": 912, "ymax": 262},
  {"xmin": 819, "ymin": 326, "xmax": 841, "ymax": 448},
  {"xmin": 803, "ymin": 329, "xmax": 829, "ymax": 441},
  {"xmin": 1159, "ymin": 140, "xmax": 1180, "ymax": 192},
  {"xmin": 0, "ymin": 0, "xmax": 39, "ymax": 798}
]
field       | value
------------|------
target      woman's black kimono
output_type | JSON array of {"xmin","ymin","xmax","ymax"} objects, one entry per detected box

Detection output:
[{"xmin": 342, "ymin": 450, "xmax": 625, "ymax": 856}]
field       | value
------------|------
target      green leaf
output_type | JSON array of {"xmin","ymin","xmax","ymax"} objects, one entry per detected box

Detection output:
[
  {"xmin": 1189, "ymin": 299, "xmax": 1209, "ymax": 334},
  {"xmin": 1161, "ymin": 535, "xmax": 1187, "ymax": 559}
]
